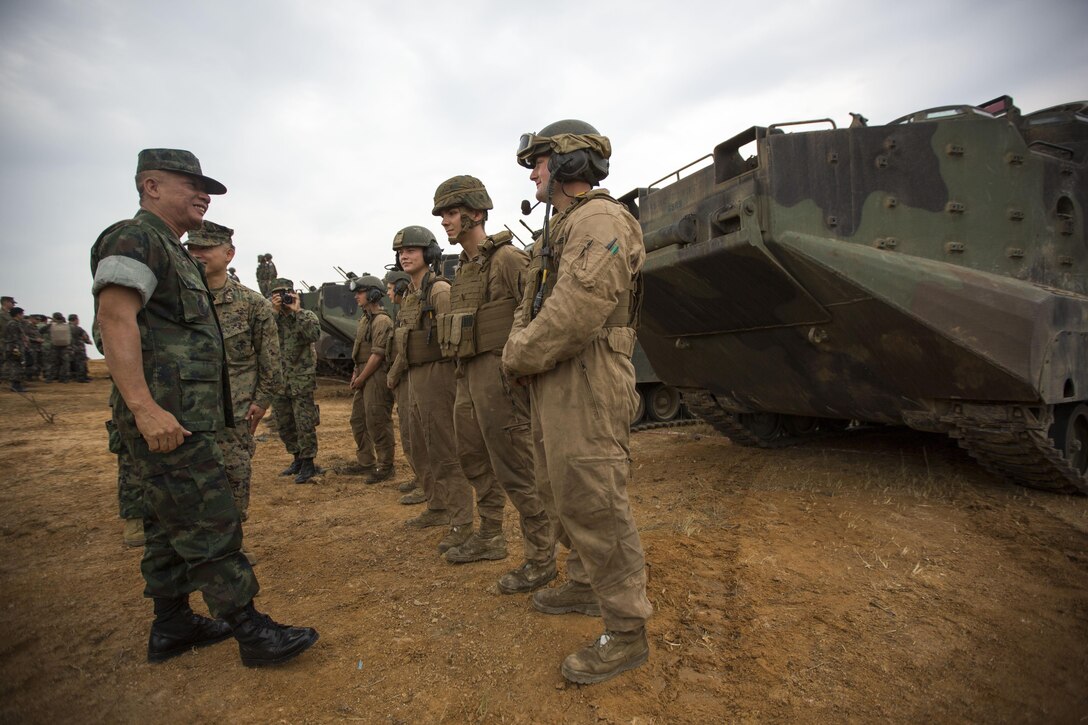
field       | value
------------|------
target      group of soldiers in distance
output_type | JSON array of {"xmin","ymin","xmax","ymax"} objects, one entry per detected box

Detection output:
[
  {"xmin": 1, "ymin": 296, "xmax": 91, "ymax": 392},
  {"xmin": 94, "ymin": 118, "xmax": 651, "ymax": 684}
]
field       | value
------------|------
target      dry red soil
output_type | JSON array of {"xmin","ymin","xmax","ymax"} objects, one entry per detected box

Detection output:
[{"xmin": 1, "ymin": 361, "xmax": 1086, "ymax": 723}]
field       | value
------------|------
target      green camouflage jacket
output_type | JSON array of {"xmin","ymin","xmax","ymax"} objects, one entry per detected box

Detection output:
[
  {"xmin": 276, "ymin": 307, "xmax": 320, "ymax": 394},
  {"xmin": 212, "ymin": 278, "xmax": 283, "ymax": 418}
]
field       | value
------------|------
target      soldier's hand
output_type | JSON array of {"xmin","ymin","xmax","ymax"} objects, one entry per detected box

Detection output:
[
  {"xmin": 244, "ymin": 402, "xmax": 267, "ymax": 435},
  {"xmin": 286, "ymin": 294, "xmax": 302, "ymax": 312},
  {"xmin": 134, "ymin": 404, "xmax": 190, "ymax": 453},
  {"xmin": 270, "ymin": 293, "xmax": 282, "ymax": 312}
]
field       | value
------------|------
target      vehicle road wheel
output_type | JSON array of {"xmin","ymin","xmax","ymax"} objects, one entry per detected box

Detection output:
[
  {"xmin": 648, "ymin": 384, "xmax": 682, "ymax": 422},
  {"xmin": 783, "ymin": 415, "xmax": 819, "ymax": 436},
  {"xmin": 1053, "ymin": 403, "xmax": 1088, "ymax": 476},
  {"xmin": 738, "ymin": 412, "xmax": 783, "ymax": 442}
]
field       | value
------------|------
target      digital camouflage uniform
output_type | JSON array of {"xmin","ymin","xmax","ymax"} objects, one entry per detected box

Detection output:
[
  {"xmin": 503, "ymin": 189, "xmax": 653, "ymax": 633},
  {"xmin": 389, "ymin": 273, "xmax": 473, "ymax": 523},
  {"xmin": 350, "ymin": 305, "xmax": 395, "ymax": 472},
  {"xmin": 438, "ymin": 231, "xmax": 554, "ymax": 565},
  {"xmin": 91, "ymin": 208, "xmax": 258, "ymax": 617},
  {"xmin": 68, "ymin": 322, "xmax": 91, "ymax": 381},
  {"xmin": 0, "ymin": 307, "xmax": 10, "ymax": 381},
  {"xmin": 24, "ymin": 318, "xmax": 43, "ymax": 380},
  {"xmin": 45, "ymin": 317, "xmax": 71, "ymax": 382},
  {"xmin": 272, "ymin": 291, "xmax": 321, "ymax": 462},
  {"xmin": 2, "ymin": 314, "xmax": 27, "ymax": 385}
]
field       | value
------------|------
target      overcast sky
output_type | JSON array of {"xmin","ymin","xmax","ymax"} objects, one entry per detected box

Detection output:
[{"xmin": 1, "ymin": 0, "xmax": 1085, "ymax": 358}]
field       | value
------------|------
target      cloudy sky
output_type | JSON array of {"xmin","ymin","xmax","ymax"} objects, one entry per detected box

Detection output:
[{"xmin": 1, "ymin": 0, "xmax": 1085, "ymax": 357}]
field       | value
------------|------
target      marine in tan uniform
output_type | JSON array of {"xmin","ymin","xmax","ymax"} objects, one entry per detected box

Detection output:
[
  {"xmin": 386, "ymin": 226, "xmax": 475, "ymax": 536},
  {"xmin": 504, "ymin": 120, "xmax": 652, "ymax": 684},
  {"xmin": 342, "ymin": 275, "xmax": 395, "ymax": 483},
  {"xmin": 186, "ymin": 221, "xmax": 283, "ymax": 564},
  {"xmin": 432, "ymin": 175, "xmax": 557, "ymax": 589},
  {"xmin": 384, "ymin": 270, "xmax": 425, "ymax": 502}
]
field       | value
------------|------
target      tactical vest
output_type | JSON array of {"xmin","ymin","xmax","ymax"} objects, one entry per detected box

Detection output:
[
  {"xmin": 50, "ymin": 322, "xmax": 71, "ymax": 346},
  {"xmin": 353, "ymin": 309, "xmax": 390, "ymax": 364},
  {"xmin": 521, "ymin": 191, "xmax": 641, "ymax": 330},
  {"xmin": 93, "ymin": 215, "xmax": 231, "ymax": 438},
  {"xmin": 395, "ymin": 272, "xmax": 446, "ymax": 367},
  {"xmin": 437, "ymin": 231, "xmax": 519, "ymax": 360}
]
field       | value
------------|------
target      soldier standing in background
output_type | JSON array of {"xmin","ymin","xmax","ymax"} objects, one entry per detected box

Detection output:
[
  {"xmin": 269, "ymin": 278, "xmax": 322, "ymax": 484},
  {"xmin": 228, "ymin": 267, "xmax": 240, "ymax": 283},
  {"xmin": 3, "ymin": 307, "xmax": 28, "ymax": 392},
  {"xmin": 68, "ymin": 314, "xmax": 91, "ymax": 382},
  {"xmin": 45, "ymin": 312, "xmax": 71, "ymax": 382},
  {"xmin": 340, "ymin": 275, "xmax": 396, "ymax": 483},
  {"xmin": 383, "ymin": 269, "xmax": 425, "ymax": 503},
  {"xmin": 92, "ymin": 147, "xmax": 316, "ymax": 666},
  {"xmin": 386, "ymin": 226, "xmax": 475, "ymax": 539},
  {"xmin": 432, "ymin": 175, "xmax": 557, "ymax": 589},
  {"xmin": 0, "ymin": 296, "xmax": 13, "ymax": 382},
  {"xmin": 505, "ymin": 120, "xmax": 652, "ymax": 684},
  {"xmin": 256, "ymin": 255, "xmax": 271, "ymax": 296},
  {"xmin": 24, "ymin": 315, "xmax": 44, "ymax": 381},
  {"xmin": 187, "ymin": 221, "xmax": 283, "ymax": 563}
]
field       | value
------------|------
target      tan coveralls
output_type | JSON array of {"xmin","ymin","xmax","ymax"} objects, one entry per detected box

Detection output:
[
  {"xmin": 350, "ymin": 308, "xmax": 395, "ymax": 471},
  {"xmin": 389, "ymin": 275, "xmax": 474, "ymax": 524},
  {"xmin": 439, "ymin": 234, "xmax": 554, "ymax": 563},
  {"xmin": 503, "ymin": 190, "xmax": 653, "ymax": 633}
]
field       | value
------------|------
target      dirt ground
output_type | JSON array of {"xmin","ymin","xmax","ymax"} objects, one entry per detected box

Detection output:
[{"xmin": 1, "ymin": 360, "xmax": 1086, "ymax": 724}]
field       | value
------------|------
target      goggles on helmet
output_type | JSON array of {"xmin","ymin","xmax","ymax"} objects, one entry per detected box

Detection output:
[{"xmin": 516, "ymin": 132, "xmax": 612, "ymax": 169}]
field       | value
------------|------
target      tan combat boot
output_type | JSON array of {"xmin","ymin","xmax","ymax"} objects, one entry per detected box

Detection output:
[
  {"xmin": 397, "ymin": 478, "xmax": 418, "ymax": 493},
  {"xmin": 405, "ymin": 508, "xmax": 450, "ymax": 529},
  {"xmin": 498, "ymin": 559, "xmax": 558, "ymax": 594},
  {"xmin": 531, "ymin": 580, "xmax": 601, "ymax": 616},
  {"xmin": 560, "ymin": 628, "xmax": 649, "ymax": 684},
  {"xmin": 335, "ymin": 462, "xmax": 374, "ymax": 476},
  {"xmin": 123, "ymin": 518, "xmax": 145, "ymax": 548},
  {"xmin": 399, "ymin": 487, "xmax": 426, "ymax": 505},
  {"xmin": 437, "ymin": 524, "xmax": 473, "ymax": 554},
  {"xmin": 444, "ymin": 519, "xmax": 507, "ymax": 563}
]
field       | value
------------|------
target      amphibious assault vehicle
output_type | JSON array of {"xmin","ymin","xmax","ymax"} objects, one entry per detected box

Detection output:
[{"xmin": 629, "ymin": 96, "xmax": 1087, "ymax": 493}]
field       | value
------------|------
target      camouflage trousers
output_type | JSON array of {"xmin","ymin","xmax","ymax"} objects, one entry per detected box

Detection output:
[
  {"xmin": 25, "ymin": 346, "xmax": 42, "ymax": 380},
  {"xmin": 3, "ymin": 353, "xmax": 24, "ymax": 384},
  {"xmin": 272, "ymin": 391, "xmax": 319, "ymax": 459},
  {"xmin": 126, "ymin": 432, "xmax": 259, "ymax": 617},
  {"xmin": 109, "ymin": 420, "xmax": 144, "ymax": 519},
  {"xmin": 216, "ymin": 423, "xmax": 257, "ymax": 521},
  {"xmin": 350, "ymin": 368, "xmax": 395, "ymax": 470},
  {"xmin": 528, "ymin": 337, "xmax": 653, "ymax": 633},
  {"xmin": 407, "ymin": 360, "xmax": 473, "ymax": 524},
  {"xmin": 455, "ymin": 353, "xmax": 553, "ymax": 563},
  {"xmin": 43, "ymin": 345, "xmax": 70, "ymax": 382},
  {"xmin": 69, "ymin": 347, "xmax": 88, "ymax": 380}
]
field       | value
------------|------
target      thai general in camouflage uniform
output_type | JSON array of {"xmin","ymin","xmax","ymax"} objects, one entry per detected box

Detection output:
[
  {"xmin": 505, "ymin": 121, "xmax": 652, "ymax": 684},
  {"xmin": 92, "ymin": 148, "xmax": 316, "ymax": 667},
  {"xmin": 269, "ymin": 277, "xmax": 322, "ymax": 483},
  {"xmin": 432, "ymin": 175, "xmax": 556, "ymax": 589},
  {"xmin": 187, "ymin": 221, "xmax": 283, "ymax": 522}
]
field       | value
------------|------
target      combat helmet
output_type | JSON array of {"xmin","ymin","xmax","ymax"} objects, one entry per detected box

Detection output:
[
  {"xmin": 349, "ymin": 274, "xmax": 386, "ymax": 297},
  {"xmin": 516, "ymin": 119, "xmax": 611, "ymax": 184},
  {"xmin": 432, "ymin": 175, "xmax": 494, "ymax": 215}
]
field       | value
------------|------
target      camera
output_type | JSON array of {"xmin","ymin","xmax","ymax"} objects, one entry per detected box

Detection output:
[{"xmin": 280, "ymin": 292, "xmax": 295, "ymax": 305}]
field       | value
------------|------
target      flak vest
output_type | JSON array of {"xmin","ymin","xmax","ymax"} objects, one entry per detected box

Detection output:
[
  {"xmin": 396, "ymin": 273, "xmax": 447, "ymax": 367},
  {"xmin": 50, "ymin": 322, "xmax": 72, "ymax": 347},
  {"xmin": 520, "ymin": 191, "xmax": 642, "ymax": 334},
  {"xmin": 437, "ymin": 230, "xmax": 519, "ymax": 360},
  {"xmin": 352, "ymin": 309, "xmax": 391, "ymax": 368},
  {"xmin": 92, "ymin": 217, "xmax": 233, "ymax": 438}
]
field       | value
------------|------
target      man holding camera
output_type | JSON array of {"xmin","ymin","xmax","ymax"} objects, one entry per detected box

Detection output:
[{"xmin": 269, "ymin": 278, "xmax": 321, "ymax": 483}]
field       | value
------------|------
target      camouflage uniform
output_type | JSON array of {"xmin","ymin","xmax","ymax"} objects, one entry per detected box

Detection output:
[
  {"xmin": 24, "ymin": 318, "xmax": 43, "ymax": 380},
  {"xmin": 45, "ymin": 316, "xmax": 71, "ymax": 382},
  {"xmin": 389, "ymin": 273, "xmax": 473, "ymax": 524},
  {"xmin": 350, "ymin": 305, "xmax": 395, "ymax": 472},
  {"xmin": 0, "ymin": 306, "xmax": 10, "ymax": 380},
  {"xmin": 68, "ymin": 322, "xmax": 91, "ymax": 381},
  {"xmin": 272, "ymin": 293, "xmax": 321, "ymax": 463},
  {"xmin": 110, "ymin": 419, "xmax": 143, "ymax": 519},
  {"xmin": 2, "ymin": 313, "xmax": 27, "ymax": 385},
  {"xmin": 91, "ymin": 207, "xmax": 258, "ymax": 617},
  {"xmin": 503, "ymin": 189, "xmax": 653, "ymax": 633}
]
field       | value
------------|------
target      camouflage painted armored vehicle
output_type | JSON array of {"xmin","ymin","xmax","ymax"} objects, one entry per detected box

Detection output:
[{"xmin": 631, "ymin": 96, "xmax": 1088, "ymax": 493}]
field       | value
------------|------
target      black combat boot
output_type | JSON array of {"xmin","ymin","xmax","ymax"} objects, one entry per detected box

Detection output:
[
  {"xmin": 10, "ymin": 381, "xmax": 26, "ymax": 393},
  {"xmin": 280, "ymin": 457, "xmax": 302, "ymax": 476},
  {"xmin": 364, "ymin": 467, "xmax": 392, "ymax": 484},
  {"xmin": 294, "ymin": 458, "xmax": 317, "ymax": 484},
  {"xmin": 147, "ymin": 595, "xmax": 233, "ymax": 663},
  {"xmin": 225, "ymin": 602, "xmax": 319, "ymax": 667}
]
